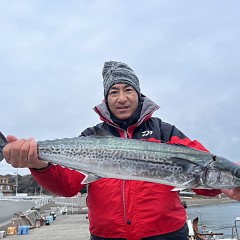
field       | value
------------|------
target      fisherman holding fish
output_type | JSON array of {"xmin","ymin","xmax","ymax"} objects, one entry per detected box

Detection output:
[{"xmin": 1, "ymin": 61, "xmax": 240, "ymax": 240}]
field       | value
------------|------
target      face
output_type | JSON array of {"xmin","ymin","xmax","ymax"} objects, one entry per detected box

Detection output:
[{"xmin": 107, "ymin": 83, "xmax": 139, "ymax": 120}]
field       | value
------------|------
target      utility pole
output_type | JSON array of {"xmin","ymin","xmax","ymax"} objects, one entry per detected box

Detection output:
[{"xmin": 15, "ymin": 168, "xmax": 18, "ymax": 196}]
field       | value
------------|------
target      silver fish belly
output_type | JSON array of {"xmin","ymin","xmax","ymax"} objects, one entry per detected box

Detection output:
[{"xmin": 36, "ymin": 129, "xmax": 240, "ymax": 189}]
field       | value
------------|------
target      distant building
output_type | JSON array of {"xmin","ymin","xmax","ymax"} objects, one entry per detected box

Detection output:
[{"xmin": 0, "ymin": 177, "xmax": 14, "ymax": 196}]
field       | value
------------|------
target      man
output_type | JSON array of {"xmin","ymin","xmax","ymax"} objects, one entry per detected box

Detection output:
[{"xmin": 3, "ymin": 61, "xmax": 240, "ymax": 240}]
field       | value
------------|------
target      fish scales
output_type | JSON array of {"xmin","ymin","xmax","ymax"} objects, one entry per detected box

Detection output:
[
  {"xmin": 1, "ymin": 128, "xmax": 240, "ymax": 189},
  {"xmin": 35, "ymin": 133, "xmax": 227, "ymax": 188}
]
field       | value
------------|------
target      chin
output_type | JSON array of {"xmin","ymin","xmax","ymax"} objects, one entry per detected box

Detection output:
[{"xmin": 117, "ymin": 115, "xmax": 131, "ymax": 120}]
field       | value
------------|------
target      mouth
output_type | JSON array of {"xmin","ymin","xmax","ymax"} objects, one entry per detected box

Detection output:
[{"xmin": 117, "ymin": 106, "xmax": 129, "ymax": 110}]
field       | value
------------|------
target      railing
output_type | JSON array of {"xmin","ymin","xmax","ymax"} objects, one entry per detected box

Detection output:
[
  {"xmin": 232, "ymin": 217, "xmax": 240, "ymax": 239},
  {"xmin": 0, "ymin": 195, "xmax": 53, "ymax": 207}
]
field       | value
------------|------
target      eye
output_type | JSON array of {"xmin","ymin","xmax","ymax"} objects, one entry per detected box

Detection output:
[
  {"xmin": 205, "ymin": 168, "xmax": 220, "ymax": 187},
  {"xmin": 125, "ymin": 87, "xmax": 134, "ymax": 92},
  {"xmin": 109, "ymin": 90, "xmax": 118, "ymax": 95}
]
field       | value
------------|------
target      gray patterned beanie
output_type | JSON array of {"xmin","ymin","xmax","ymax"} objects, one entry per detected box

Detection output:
[{"xmin": 102, "ymin": 61, "xmax": 141, "ymax": 99}]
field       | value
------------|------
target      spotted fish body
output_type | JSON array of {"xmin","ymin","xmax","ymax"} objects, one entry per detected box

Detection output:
[
  {"xmin": 36, "ymin": 128, "xmax": 240, "ymax": 189},
  {"xmin": 1, "ymin": 128, "xmax": 240, "ymax": 189}
]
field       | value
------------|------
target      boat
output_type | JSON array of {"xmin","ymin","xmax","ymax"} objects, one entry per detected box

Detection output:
[{"xmin": 187, "ymin": 216, "xmax": 240, "ymax": 240}]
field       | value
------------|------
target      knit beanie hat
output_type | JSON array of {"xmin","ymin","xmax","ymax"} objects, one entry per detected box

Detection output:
[{"xmin": 102, "ymin": 61, "xmax": 141, "ymax": 99}]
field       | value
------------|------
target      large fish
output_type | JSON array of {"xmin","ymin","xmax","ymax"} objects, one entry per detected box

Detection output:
[{"xmin": 0, "ymin": 128, "xmax": 240, "ymax": 189}]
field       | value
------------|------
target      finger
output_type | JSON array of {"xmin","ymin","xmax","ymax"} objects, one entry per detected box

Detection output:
[
  {"xmin": 8, "ymin": 140, "xmax": 26, "ymax": 168},
  {"xmin": 18, "ymin": 140, "xmax": 32, "ymax": 167},
  {"xmin": 3, "ymin": 143, "xmax": 12, "ymax": 162},
  {"xmin": 221, "ymin": 189, "xmax": 234, "ymax": 199},
  {"xmin": 3, "ymin": 136, "xmax": 19, "ymax": 161},
  {"xmin": 28, "ymin": 139, "xmax": 38, "ymax": 163},
  {"xmin": 233, "ymin": 188, "xmax": 240, "ymax": 200},
  {"xmin": 6, "ymin": 135, "xmax": 18, "ymax": 143},
  {"xmin": 28, "ymin": 139, "xmax": 49, "ymax": 169},
  {"xmin": 3, "ymin": 140, "xmax": 23, "ymax": 163},
  {"xmin": 222, "ymin": 188, "xmax": 240, "ymax": 201}
]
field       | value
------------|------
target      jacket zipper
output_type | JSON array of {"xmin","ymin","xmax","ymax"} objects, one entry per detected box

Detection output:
[
  {"xmin": 122, "ymin": 130, "xmax": 129, "ymax": 226},
  {"xmin": 122, "ymin": 180, "xmax": 127, "ymax": 224}
]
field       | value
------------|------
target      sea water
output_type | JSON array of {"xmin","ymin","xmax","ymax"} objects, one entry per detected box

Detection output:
[{"xmin": 187, "ymin": 202, "xmax": 240, "ymax": 238}]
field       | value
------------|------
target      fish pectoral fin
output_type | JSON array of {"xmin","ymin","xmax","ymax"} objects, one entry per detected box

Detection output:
[
  {"xmin": 171, "ymin": 187, "xmax": 186, "ymax": 192},
  {"xmin": 81, "ymin": 172, "xmax": 101, "ymax": 184}
]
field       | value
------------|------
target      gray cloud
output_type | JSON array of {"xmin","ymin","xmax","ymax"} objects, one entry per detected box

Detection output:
[{"xmin": 1, "ymin": 0, "xmax": 240, "ymax": 175}]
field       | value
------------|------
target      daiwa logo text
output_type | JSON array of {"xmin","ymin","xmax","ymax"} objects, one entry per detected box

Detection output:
[{"xmin": 142, "ymin": 131, "xmax": 153, "ymax": 137}]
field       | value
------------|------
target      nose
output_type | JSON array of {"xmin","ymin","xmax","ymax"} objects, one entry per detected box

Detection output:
[{"xmin": 117, "ymin": 90, "xmax": 127, "ymax": 103}]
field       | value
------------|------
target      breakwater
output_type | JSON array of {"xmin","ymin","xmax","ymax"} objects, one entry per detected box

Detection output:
[
  {"xmin": 0, "ymin": 195, "xmax": 87, "ymax": 235},
  {"xmin": 0, "ymin": 196, "xmax": 56, "ymax": 234}
]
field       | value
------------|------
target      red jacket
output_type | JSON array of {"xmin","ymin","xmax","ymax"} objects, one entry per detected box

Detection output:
[{"xmin": 31, "ymin": 96, "xmax": 221, "ymax": 239}]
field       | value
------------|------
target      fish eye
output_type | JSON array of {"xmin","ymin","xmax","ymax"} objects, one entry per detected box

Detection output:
[{"xmin": 205, "ymin": 168, "xmax": 220, "ymax": 187}]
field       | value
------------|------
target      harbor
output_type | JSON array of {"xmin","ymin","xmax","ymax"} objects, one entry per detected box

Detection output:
[
  {"xmin": 3, "ymin": 214, "xmax": 90, "ymax": 240},
  {"xmin": 0, "ymin": 195, "xmax": 89, "ymax": 239},
  {"xmin": 0, "ymin": 195, "xmax": 240, "ymax": 239}
]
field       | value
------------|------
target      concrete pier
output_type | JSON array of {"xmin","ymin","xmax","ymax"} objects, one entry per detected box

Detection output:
[
  {"xmin": 4, "ymin": 214, "xmax": 90, "ymax": 240},
  {"xmin": 2, "ymin": 196, "xmax": 238, "ymax": 239}
]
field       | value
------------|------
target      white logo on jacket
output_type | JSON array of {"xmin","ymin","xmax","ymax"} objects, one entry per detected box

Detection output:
[{"xmin": 142, "ymin": 130, "xmax": 153, "ymax": 137}]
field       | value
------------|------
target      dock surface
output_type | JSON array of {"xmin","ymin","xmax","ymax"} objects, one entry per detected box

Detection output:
[{"xmin": 5, "ymin": 214, "xmax": 90, "ymax": 240}]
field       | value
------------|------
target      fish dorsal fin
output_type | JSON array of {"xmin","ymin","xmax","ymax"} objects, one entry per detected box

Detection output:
[{"xmin": 94, "ymin": 126, "xmax": 113, "ymax": 137}]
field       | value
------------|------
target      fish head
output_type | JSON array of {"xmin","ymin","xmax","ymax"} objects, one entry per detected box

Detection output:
[{"xmin": 202, "ymin": 156, "xmax": 240, "ymax": 189}]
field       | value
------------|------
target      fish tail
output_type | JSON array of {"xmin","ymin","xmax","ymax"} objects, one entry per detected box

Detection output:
[{"xmin": 0, "ymin": 132, "xmax": 7, "ymax": 161}]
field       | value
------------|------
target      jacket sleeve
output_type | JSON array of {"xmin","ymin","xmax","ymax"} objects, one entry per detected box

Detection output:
[
  {"xmin": 30, "ymin": 164, "xmax": 86, "ymax": 197},
  {"xmin": 161, "ymin": 121, "xmax": 222, "ymax": 197}
]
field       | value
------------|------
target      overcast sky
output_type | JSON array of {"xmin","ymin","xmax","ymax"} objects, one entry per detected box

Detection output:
[{"xmin": 1, "ymin": 0, "xmax": 240, "ymax": 176}]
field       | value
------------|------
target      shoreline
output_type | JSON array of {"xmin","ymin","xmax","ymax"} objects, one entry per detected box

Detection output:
[
  {"xmin": 2, "ymin": 198, "xmax": 238, "ymax": 239},
  {"xmin": 183, "ymin": 196, "xmax": 238, "ymax": 207}
]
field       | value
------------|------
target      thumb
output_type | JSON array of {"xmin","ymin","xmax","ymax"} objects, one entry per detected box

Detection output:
[{"xmin": 6, "ymin": 135, "xmax": 18, "ymax": 143}]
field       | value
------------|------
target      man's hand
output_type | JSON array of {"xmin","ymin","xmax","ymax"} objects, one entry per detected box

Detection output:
[
  {"xmin": 221, "ymin": 188, "xmax": 240, "ymax": 201},
  {"xmin": 3, "ymin": 136, "xmax": 49, "ymax": 169}
]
